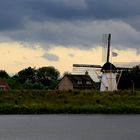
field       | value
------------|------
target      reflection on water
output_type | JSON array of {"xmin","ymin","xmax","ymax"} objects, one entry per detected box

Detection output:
[{"xmin": 0, "ymin": 115, "xmax": 140, "ymax": 140}]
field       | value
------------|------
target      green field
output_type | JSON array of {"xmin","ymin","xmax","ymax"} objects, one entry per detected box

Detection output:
[{"xmin": 0, "ymin": 90, "xmax": 140, "ymax": 114}]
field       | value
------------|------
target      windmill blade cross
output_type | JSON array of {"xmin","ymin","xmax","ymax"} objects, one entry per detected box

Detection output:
[{"xmin": 73, "ymin": 64, "xmax": 102, "ymax": 69}]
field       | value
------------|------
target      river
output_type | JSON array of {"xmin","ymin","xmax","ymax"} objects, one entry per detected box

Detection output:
[{"xmin": 0, "ymin": 115, "xmax": 140, "ymax": 140}]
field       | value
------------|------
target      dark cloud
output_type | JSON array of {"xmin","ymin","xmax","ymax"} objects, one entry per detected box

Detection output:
[
  {"xmin": 0, "ymin": 0, "xmax": 140, "ymax": 52},
  {"xmin": 0, "ymin": 0, "xmax": 140, "ymax": 29},
  {"xmin": 20, "ymin": 0, "xmax": 140, "ymax": 21},
  {"xmin": 0, "ymin": 1, "xmax": 27, "ymax": 30},
  {"xmin": 87, "ymin": 0, "xmax": 140, "ymax": 19}
]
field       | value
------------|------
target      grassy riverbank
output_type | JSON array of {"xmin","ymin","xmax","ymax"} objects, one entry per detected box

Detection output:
[{"xmin": 0, "ymin": 90, "xmax": 140, "ymax": 114}]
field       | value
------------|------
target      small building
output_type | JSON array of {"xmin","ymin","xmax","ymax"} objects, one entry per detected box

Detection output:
[
  {"xmin": 0, "ymin": 81, "xmax": 10, "ymax": 90},
  {"xmin": 57, "ymin": 74, "xmax": 95, "ymax": 91}
]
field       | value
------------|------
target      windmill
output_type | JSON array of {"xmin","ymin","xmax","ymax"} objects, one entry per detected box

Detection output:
[{"xmin": 73, "ymin": 33, "xmax": 131, "ymax": 91}]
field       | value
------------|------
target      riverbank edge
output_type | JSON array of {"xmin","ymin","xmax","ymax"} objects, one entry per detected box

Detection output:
[
  {"xmin": 0, "ymin": 90, "xmax": 140, "ymax": 114},
  {"xmin": 0, "ymin": 105, "xmax": 140, "ymax": 114}
]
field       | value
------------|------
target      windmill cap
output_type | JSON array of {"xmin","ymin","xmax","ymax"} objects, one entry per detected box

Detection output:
[{"xmin": 101, "ymin": 62, "xmax": 117, "ymax": 72}]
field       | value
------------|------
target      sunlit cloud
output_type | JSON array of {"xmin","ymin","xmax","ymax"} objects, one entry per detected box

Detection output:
[{"xmin": 0, "ymin": 42, "xmax": 140, "ymax": 76}]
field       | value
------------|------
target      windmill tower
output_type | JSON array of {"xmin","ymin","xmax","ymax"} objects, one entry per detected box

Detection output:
[{"xmin": 73, "ymin": 33, "xmax": 127, "ymax": 92}]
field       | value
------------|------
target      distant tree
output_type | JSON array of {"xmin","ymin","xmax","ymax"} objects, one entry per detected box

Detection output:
[
  {"xmin": 118, "ymin": 65, "xmax": 140, "ymax": 89},
  {"xmin": 7, "ymin": 78, "xmax": 23, "ymax": 89},
  {"xmin": 11, "ymin": 74, "xmax": 19, "ymax": 80},
  {"xmin": 118, "ymin": 70, "xmax": 132, "ymax": 89},
  {"xmin": 131, "ymin": 65, "xmax": 140, "ymax": 89},
  {"xmin": 10, "ymin": 66, "xmax": 60, "ymax": 89},
  {"xmin": 17, "ymin": 67, "xmax": 36, "ymax": 84},
  {"xmin": 0, "ymin": 70, "xmax": 10, "ymax": 79},
  {"xmin": 36, "ymin": 66, "xmax": 60, "ymax": 88},
  {"xmin": 23, "ymin": 82, "xmax": 45, "ymax": 90}
]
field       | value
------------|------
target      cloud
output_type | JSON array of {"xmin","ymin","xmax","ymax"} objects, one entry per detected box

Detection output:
[
  {"xmin": 42, "ymin": 53, "xmax": 59, "ymax": 61},
  {"xmin": 0, "ymin": 0, "xmax": 140, "ymax": 52},
  {"xmin": 3, "ymin": 20, "xmax": 140, "ymax": 51},
  {"xmin": 0, "ymin": 0, "xmax": 140, "ymax": 22},
  {"xmin": 69, "ymin": 53, "xmax": 75, "ymax": 58}
]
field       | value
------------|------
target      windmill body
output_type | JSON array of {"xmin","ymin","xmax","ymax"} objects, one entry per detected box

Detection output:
[
  {"xmin": 100, "ymin": 73, "xmax": 117, "ymax": 91},
  {"xmin": 100, "ymin": 62, "xmax": 117, "ymax": 91}
]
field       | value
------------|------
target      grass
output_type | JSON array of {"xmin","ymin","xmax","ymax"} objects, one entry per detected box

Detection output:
[{"xmin": 0, "ymin": 89, "xmax": 140, "ymax": 114}]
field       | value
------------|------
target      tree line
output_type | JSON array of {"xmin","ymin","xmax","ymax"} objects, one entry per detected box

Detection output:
[
  {"xmin": 118, "ymin": 65, "xmax": 140, "ymax": 90},
  {"xmin": 0, "ymin": 65, "xmax": 140, "ymax": 90},
  {"xmin": 0, "ymin": 66, "xmax": 60, "ymax": 89}
]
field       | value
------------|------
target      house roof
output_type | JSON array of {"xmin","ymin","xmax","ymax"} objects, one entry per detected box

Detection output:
[
  {"xmin": 0, "ymin": 80, "xmax": 10, "ymax": 89},
  {"xmin": 65, "ymin": 74, "xmax": 95, "ymax": 89},
  {"xmin": 0, "ymin": 81, "xmax": 8, "ymax": 85}
]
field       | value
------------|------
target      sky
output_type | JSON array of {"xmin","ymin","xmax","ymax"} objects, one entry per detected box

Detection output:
[{"xmin": 0, "ymin": 0, "xmax": 140, "ymax": 76}]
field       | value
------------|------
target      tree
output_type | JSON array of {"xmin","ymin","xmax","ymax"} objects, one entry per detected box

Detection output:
[
  {"xmin": 118, "ymin": 70, "xmax": 132, "ymax": 89},
  {"xmin": 7, "ymin": 78, "xmax": 23, "ymax": 89},
  {"xmin": 0, "ymin": 70, "xmax": 10, "ymax": 79},
  {"xmin": 10, "ymin": 66, "xmax": 60, "ymax": 89},
  {"xmin": 17, "ymin": 67, "xmax": 36, "ymax": 84},
  {"xmin": 118, "ymin": 65, "xmax": 140, "ymax": 89},
  {"xmin": 36, "ymin": 66, "xmax": 60, "ymax": 88}
]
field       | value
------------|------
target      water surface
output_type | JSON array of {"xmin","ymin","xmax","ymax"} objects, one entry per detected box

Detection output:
[{"xmin": 0, "ymin": 115, "xmax": 140, "ymax": 140}]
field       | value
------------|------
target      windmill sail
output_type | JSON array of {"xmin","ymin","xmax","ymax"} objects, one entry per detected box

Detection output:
[
  {"xmin": 107, "ymin": 33, "xmax": 111, "ymax": 63},
  {"xmin": 73, "ymin": 64, "xmax": 102, "ymax": 68},
  {"xmin": 102, "ymin": 34, "xmax": 110, "ymax": 63}
]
